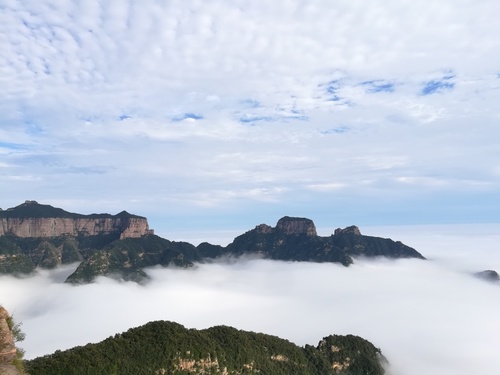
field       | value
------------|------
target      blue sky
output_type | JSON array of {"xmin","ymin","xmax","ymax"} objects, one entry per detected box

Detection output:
[{"xmin": 1, "ymin": 0, "xmax": 500, "ymax": 241}]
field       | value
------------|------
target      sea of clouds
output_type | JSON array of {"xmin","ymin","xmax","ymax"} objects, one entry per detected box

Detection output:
[{"xmin": 2, "ymin": 224, "xmax": 500, "ymax": 375}]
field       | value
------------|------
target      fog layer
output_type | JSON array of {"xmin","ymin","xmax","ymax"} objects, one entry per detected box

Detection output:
[{"xmin": 2, "ymin": 224, "xmax": 500, "ymax": 375}]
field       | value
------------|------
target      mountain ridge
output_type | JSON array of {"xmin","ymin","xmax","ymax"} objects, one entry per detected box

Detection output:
[
  {"xmin": 0, "ymin": 201, "xmax": 146, "ymax": 219},
  {"xmin": 25, "ymin": 320, "xmax": 388, "ymax": 375},
  {"xmin": 0, "ymin": 201, "xmax": 151, "ymax": 239},
  {"xmin": 0, "ymin": 201, "xmax": 425, "ymax": 283}
]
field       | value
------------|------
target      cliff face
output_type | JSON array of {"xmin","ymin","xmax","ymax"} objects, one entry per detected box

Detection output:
[
  {"xmin": 0, "ymin": 217, "xmax": 149, "ymax": 239},
  {"xmin": 0, "ymin": 307, "xmax": 23, "ymax": 375},
  {"xmin": 0, "ymin": 202, "xmax": 150, "ymax": 239},
  {"xmin": 276, "ymin": 216, "xmax": 317, "ymax": 236},
  {"xmin": 0, "ymin": 307, "xmax": 16, "ymax": 364},
  {"xmin": 118, "ymin": 218, "xmax": 150, "ymax": 239}
]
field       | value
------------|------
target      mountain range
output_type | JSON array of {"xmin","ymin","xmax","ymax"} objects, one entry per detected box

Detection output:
[{"xmin": 0, "ymin": 201, "xmax": 425, "ymax": 283}]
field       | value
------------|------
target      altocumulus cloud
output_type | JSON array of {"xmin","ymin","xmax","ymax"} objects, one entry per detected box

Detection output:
[
  {"xmin": 2, "ymin": 224, "xmax": 500, "ymax": 375},
  {"xmin": 2, "ymin": 0, "xmax": 500, "ymax": 229}
]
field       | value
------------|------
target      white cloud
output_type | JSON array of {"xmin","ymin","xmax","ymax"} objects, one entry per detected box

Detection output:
[
  {"xmin": 2, "ymin": 225, "xmax": 500, "ymax": 375},
  {"xmin": 1, "ymin": 3, "xmax": 499, "ymax": 368},
  {"xmin": 0, "ymin": 0, "xmax": 499, "ymax": 226}
]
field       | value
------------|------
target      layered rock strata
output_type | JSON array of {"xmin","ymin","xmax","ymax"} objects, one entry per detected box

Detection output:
[
  {"xmin": 0, "ymin": 201, "xmax": 150, "ymax": 239},
  {"xmin": 0, "ymin": 217, "xmax": 149, "ymax": 239}
]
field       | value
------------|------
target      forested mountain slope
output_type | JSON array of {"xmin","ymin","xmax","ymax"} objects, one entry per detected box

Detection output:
[{"xmin": 26, "ymin": 321, "xmax": 387, "ymax": 375}]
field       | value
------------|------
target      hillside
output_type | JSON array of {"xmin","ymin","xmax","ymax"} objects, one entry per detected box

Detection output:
[
  {"xmin": 25, "ymin": 321, "xmax": 387, "ymax": 375},
  {"xmin": 0, "ymin": 202, "xmax": 425, "ymax": 284}
]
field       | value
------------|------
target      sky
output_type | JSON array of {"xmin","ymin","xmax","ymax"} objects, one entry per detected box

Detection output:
[
  {"xmin": 2, "ymin": 224, "xmax": 500, "ymax": 374},
  {"xmin": 0, "ymin": 0, "xmax": 500, "ymax": 375},
  {"xmin": 1, "ymin": 0, "xmax": 499, "ymax": 239},
  {"xmin": 2, "ymin": 4, "xmax": 500, "ymax": 373}
]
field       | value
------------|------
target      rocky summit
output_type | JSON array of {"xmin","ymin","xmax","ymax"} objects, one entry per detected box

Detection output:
[
  {"xmin": 276, "ymin": 216, "xmax": 318, "ymax": 236},
  {"xmin": 0, "ymin": 201, "xmax": 425, "ymax": 283}
]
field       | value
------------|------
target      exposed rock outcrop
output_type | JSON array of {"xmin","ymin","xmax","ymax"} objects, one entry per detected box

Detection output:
[
  {"xmin": 334, "ymin": 226, "xmax": 362, "ymax": 236},
  {"xmin": 255, "ymin": 224, "xmax": 273, "ymax": 234},
  {"xmin": 276, "ymin": 216, "xmax": 317, "ymax": 236},
  {"xmin": 0, "ymin": 201, "xmax": 150, "ymax": 239},
  {"xmin": 0, "ymin": 307, "xmax": 16, "ymax": 363},
  {"xmin": 0, "ymin": 217, "xmax": 149, "ymax": 239},
  {"xmin": 0, "ymin": 307, "xmax": 23, "ymax": 375}
]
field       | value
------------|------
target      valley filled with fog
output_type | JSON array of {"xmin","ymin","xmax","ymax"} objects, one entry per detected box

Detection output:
[{"xmin": 2, "ymin": 224, "xmax": 500, "ymax": 375}]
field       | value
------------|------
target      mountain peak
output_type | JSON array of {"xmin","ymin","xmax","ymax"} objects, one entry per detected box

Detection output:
[
  {"xmin": 276, "ymin": 216, "xmax": 317, "ymax": 236},
  {"xmin": 1, "ymin": 201, "xmax": 77, "ymax": 219},
  {"xmin": 334, "ymin": 225, "xmax": 362, "ymax": 236}
]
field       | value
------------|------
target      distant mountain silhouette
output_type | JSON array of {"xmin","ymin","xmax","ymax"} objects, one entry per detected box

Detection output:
[{"xmin": 474, "ymin": 269, "xmax": 499, "ymax": 282}]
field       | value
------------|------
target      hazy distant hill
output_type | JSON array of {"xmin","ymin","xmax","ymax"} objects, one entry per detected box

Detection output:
[
  {"xmin": 0, "ymin": 202, "xmax": 425, "ymax": 283},
  {"xmin": 474, "ymin": 269, "xmax": 499, "ymax": 282},
  {"xmin": 25, "ymin": 321, "xmax": 387, "ymax": 375}
]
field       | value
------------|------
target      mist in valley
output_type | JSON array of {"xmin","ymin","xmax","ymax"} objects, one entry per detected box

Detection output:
[{"xmin": 2, "ymin": 224, "xmax": 500, "ymax": 375}]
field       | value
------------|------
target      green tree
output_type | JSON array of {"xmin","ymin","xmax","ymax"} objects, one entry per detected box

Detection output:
[{"xmin": 7, "ymin": 315, "xmax": 26, "ymax": 343}]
